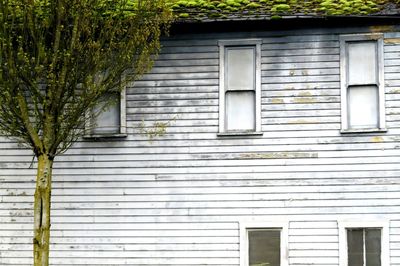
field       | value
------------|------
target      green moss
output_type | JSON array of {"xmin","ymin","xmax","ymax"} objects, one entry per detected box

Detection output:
[
  {"xmin": 271, "ymin": 14, "xmax": 282, "ymax": 19},
  {"xmin": 186, "ymin": 1, "xmax": 199, "ymax": 7},
  {"xmin": 271, "ymin": 3, "xmax": 290, "ymax": 12},
  {"xmin": 178, "ymin": 12, "xmax": 190, "ymax": 18},
  {"xmin": 171, "ymin": 0, "xmax": 400, "ymax": 21},
  {"xmin": 226, "ymin": 0, "xmax": 242, "ymax": 7},
  {"xmin": 209, "ymin": 11, "xmax": 223, "ymax": 17},
  {"xmin": 203, "ymin": 3, "xmax": 215, "ymax": 9},
  {"xmin": 217, "ymin": 3, "xmax": 227, "ymax": 8},
  {"xmin": 227, "ymin": 6, "xmax": 239, "ymax": 11},
  {"xmin": 247, "ymin": 2, "xmax": 261, "ymax": 8}
]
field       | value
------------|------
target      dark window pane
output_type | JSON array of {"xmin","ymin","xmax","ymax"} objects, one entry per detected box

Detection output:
[
  {"xmin": 366, "ymin": 229, "xmax": 381, "ymax": 266},
  {"xmin": 347, "ymin": 229, "xmax": 364, "ymax": 266},
  {"xmin": 248, "ymin": 230, "xmax": 280, "ymax": 266}
]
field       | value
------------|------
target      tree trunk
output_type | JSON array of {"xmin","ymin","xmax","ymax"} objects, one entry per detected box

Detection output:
[{"xmin": 33, "ymin": 154, "xmax": 53, "ymax": 266}]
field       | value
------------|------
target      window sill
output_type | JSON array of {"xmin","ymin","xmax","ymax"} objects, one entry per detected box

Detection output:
[
  {"xmin": 83, "ymin": 133, "xmax": 127, "ymax": 139},
  {"xmin": 340, "ymin": 128, "xmax": 387, "ymax": 134},
  {"xmin": 217, "ymin": 131, "xmax": 263, "ymax": 137}
]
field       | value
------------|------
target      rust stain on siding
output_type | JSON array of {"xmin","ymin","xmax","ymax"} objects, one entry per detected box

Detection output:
[
  {"xmin": 270, "ymin": 98, "xmax": 284, "ymax": 104},
  {"xmin": 293, "ymin": 97, "xmax": 316, "ymax": 103},
  {"xmin": 384, "ymin": 38, "xmax": 400, "ymax": 44},
  {"xmin": 297, "ymin": 91, "xmax": 312, "ymax": 97},
  {"xmin": 371, "ymin": 136, "xmax": 384, "ymax": 143},
  {"xmin": 369, "ymin": 25, "xmax": 395, "ymax": 33},
  {"xmin": 287, "ymin": 119, "xmax": 313, "ymax": 124}
]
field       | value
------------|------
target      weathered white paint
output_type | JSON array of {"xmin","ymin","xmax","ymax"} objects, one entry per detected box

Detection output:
[{"xmin": 1, "ymin": 25, "xmax": 400, "ymax": 265}]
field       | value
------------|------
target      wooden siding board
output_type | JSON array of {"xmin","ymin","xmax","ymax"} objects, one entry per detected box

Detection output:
[{"xmin": 2, "ymin": 26, "xmax": 400, "ymax": 265}]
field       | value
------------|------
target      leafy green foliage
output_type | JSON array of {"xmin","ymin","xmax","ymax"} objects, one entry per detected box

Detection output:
[
  {"xmin": 1, "ymin": 2, "xmax": 172, "ymax": 265},
  {"xmin": 0, "ymin": 0, "xmax": 172, "ymax": 157}
]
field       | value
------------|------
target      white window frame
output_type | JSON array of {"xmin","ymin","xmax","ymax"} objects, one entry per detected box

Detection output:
[
  {"xmin": 240, "ymin": 221, "xmax": 289, "ymax": 266},
  {"xmin": 218, "ymin": 39, "xmax": 262, "ymax": 136},
  {"xmin": 85, "ymin": 86, "xmax": 127, "ymax": 138},
  {"xmin": 340, "ymin": 33, "xmax": 386, "ymax": 133},
  {"xmin": 338, "ymin": 220, "xmax": 390, "ymax": 266}
]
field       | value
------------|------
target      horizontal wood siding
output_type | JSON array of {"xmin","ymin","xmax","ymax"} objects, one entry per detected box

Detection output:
[{"xmin": 1, "ymin": 25, "xmax": 400, "ymax": 265}]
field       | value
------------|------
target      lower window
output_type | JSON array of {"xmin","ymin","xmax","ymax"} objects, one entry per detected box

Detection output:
[
  {"xmin": 338, "ymin": 221, "xmax": 389, "ymax": 266},
  {"xmin": 248, "ymin": 229, "xmax": 280, "ymax": 266},
  {"xmin": 240, "ymin": 222, "xmax": 288, "ymax": 266},
  {"xmin": 347, "ymin": 228, "xmax": 381, "ymax": 266}
]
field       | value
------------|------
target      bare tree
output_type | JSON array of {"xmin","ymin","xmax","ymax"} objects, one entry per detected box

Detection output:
[{"xmin": 0, "ymin": 0, "xmax": 172, "ymax": 265}]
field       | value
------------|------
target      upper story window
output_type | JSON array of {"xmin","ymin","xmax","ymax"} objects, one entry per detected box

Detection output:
[
  {"xmin": 86, "ymin": 87, "xmax": 126, "ymax": 138},
  {"xmin": 340, "ymin": 34, "xmax": 386, "ymax": 133},
  {"xmin": 218, "ymin": 39, "xmax": 262, "ymax": 136},
  {"xmin": 338, "ymin": 221, "xmax": 389, "ymax": 266},
  {"xmin": 240, "ymin": 222, "xmax": 288, "ymax": 266}
]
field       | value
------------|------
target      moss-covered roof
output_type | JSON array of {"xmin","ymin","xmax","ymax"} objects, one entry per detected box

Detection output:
[{"xmin": 171, "ymin": 0, "xmax": 400, "ymax": 22}]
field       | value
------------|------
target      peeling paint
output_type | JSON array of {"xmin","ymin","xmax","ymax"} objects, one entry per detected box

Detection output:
[
  {"xmin": 270, "ymin": 98, "xmax": 284, "ymax": 104},
  {"xmin": 384, "ymin": 38, "xmax": 400, "ymax": 44},
  {"xmin": 9, "ymin": 211, "xmax": 31, "ymax": 217},
  {"xmin": 391, "ymin": 136, "xmax": 400, "ymax": 141},
  {"xmin": 288, "ymin": 119, "xmax": 313, "ymax": 124},
  {"xmin": 389, "ymin": 88, "xmax": 400, "ymax": 94},
  {"xmin": 371, "ymin": 136, "xmax": 384, "ymax": 143},
  {"xmin": 157, "ymin": 175, "xmax": 175, "ymax": 180},
  {"xmin": 301, "ymin": 70, "xmax": 308, "ymax": 76},
  {"xmin": 293, "ymin": 97, "xmax": 316, "ymax": 103},
  {"xmin": 240, "ymin": 152, "xmax": 318, "ymax": 159},
  {"xmin": 298, "ymin": 91, "xmax": 312, "ymax": 97},
  {"xmin": 289, "ymin": 70, "xmax": 295, "ymax": 76}
]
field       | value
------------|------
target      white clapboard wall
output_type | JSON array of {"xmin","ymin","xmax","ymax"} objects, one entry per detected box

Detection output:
[{"xmin": 1, "ymin": 25, "xmax": 400, "ymax": 265}]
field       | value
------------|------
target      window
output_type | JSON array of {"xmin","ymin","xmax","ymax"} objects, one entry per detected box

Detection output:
[
  {"xmin": 338, "ymin": 221, "xmax": 389, "ymax": 266},
  {"xmin": 340, "ymin": 34, "xmax": 385, "ymax": 132},
  {"xmin": 85, "ymin": 87, "xmax": 126, "ymax": 137},
  {"xmin": 218, "ymin": 39, "xmax": 262, "ymax": 135},
  {"xmin": 240, "ymin": 222, "xmax": 288, "ymax": 266}
]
